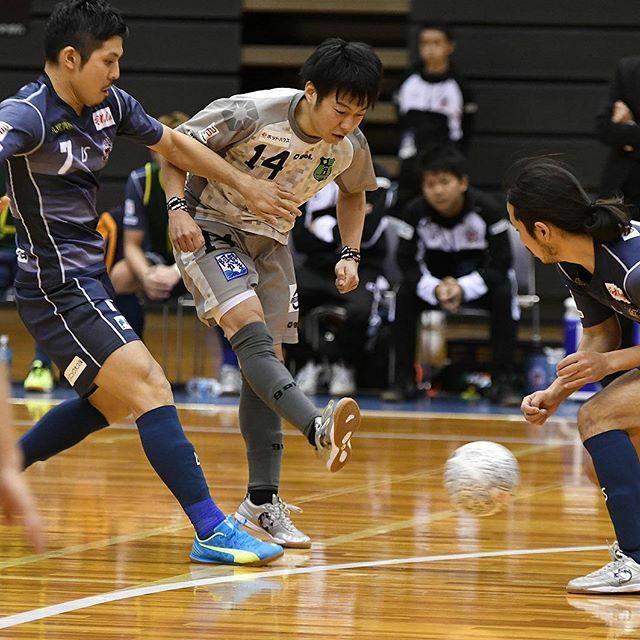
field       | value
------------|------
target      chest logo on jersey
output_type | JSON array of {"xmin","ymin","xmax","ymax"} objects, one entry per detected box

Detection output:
[
  {"xmin": 313, "ymin": 156, "xmax": 335, "ymax": 181},
  {"xmin": 93, "ymin": 107, "xmax": 115, "ymax": 131},
  {"xmin": 51, "ymin": 120, "xmax": 74, "ymax": 136},
  {"xmin": 0, "ymin": 121, "xmax": 12, "ymax": 142},
  {"xmin": 199, "ymin": 124, "xmax": 219, "ymax": 143},
  {"xmin": 258, "ymin": 129, "xmax": 291, "ymax": 148},
  {"xmin": 293, "ymin": 152, "xmax": 313, "ymax": 160},
  {"xmin": 605, "ymin": 282, "xmax": 631, "ymax": 304},
  {"xmin": 215, "ymin": 252, "xmax": 248, "ymax": 281}
]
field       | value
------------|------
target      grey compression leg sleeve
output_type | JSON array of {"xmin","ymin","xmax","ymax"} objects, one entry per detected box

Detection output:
[
  {"xmin": 230, "ymin": 322, "xmax": 318, "ymax": 440},
  {"xmin": 239, "ymin": 372, "xmax": 283, "ymax": 491}
]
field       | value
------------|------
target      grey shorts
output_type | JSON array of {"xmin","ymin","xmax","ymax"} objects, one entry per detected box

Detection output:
[{"xmin": 175, "ymin": 221, "xmax": 299, "ymax": 344}]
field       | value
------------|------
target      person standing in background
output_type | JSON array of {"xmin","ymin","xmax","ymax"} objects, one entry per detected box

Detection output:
[{"xmin": 394, "ymin": 22, "xmax": 477, "ymax": 213}]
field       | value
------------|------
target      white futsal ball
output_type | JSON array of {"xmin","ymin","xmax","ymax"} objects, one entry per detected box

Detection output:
[{"xmin": 443, "ymin": 441, "xmax": 519, "ymax": 517}]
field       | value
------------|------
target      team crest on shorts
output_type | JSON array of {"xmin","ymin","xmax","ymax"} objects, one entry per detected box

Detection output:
[{"xmin": 215, "ymin": 252, "xmax": 248, "ymax": 280}]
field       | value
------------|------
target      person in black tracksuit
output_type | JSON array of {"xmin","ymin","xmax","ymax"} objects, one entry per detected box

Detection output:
[
  {"xmin": 597, "ymin": 56, "xmax": 640, "ymax": 207},
  {"xmin": 291, "ymin": 170, "xmax": 392, "ymax": 395},
  {"xmin": 384, "ymin": 145, "xmax": 519, "ymax": 404},
  {"xmin": 393, "ymin": 22, "xmax": 477, "ymax": 213},
  {"xmin": 596, "ymin": 56, "xmax": 640, "ymax": 356}
]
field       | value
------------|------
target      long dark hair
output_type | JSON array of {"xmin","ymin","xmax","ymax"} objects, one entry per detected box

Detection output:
[{"xmin": 506, "ymin": 157, "xmax": 630, "ymax": 243}]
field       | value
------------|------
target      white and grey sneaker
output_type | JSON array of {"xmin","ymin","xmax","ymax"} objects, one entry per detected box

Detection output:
[
  {"xmin": 295, "ymin": 361, "xmax": 322, "ymax": 395},
  {"xmin": 234, "ymin": 495, "xmax": 311, "ymax": 549},
  {"xmin": 567, "ymin": 542, "xmax": 640, "ymax": 594},
  {"xmin": 219, "ymin": 364, "xmax": 242, "ymax": 396},
  {"xmin": 329, "ymin": 363, "xmax": 356, "ymax": 396},
  {"xmin": 314, "ymin": 397, "xmax": 360, "ymax": 472}
]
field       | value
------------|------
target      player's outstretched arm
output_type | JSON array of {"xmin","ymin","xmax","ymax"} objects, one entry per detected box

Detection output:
[
  {"xmin": 0, "ymin": 362, "xmax": 44, "ymax": 552},
  {"xmin": 151, "ymin": 126, "xmax": 299, "ymax": 227}
]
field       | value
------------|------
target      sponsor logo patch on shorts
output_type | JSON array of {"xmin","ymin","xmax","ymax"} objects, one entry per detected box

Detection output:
[
  {"xmin": 114, "ymin": 315, "xmax": 132, "ymax": 331},
  {"xmin": 64, "ymin": 356, "xmax": 87, "ymax": 386},
  {"xmin": 288, "ymin": 284, "xmax": 298, "ymax": 312},
  {"xmin": 215, "ymin": 252, "xmax": 248, "ymax": 281}
]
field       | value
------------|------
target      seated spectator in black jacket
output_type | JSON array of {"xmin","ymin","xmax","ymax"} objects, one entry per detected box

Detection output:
[
  {"xmin": 384, "ymin": 145, "xmax": 519, "ymax": 405},
  {"xmin": 290, "ymin": 169, "xmax": 393, "ymax": 395}
]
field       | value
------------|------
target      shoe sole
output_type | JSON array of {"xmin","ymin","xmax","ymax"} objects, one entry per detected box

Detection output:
[
  {"xmin": 567, "ymin": 583, "xmax": 640, "ymax": 594},
  {"xmin": 190, "ymin": 547, "xmax": 284, "ymax": 567},
  {"xmin": 326, "ymin": 397, "xmax": 360, "ymax": 473}
]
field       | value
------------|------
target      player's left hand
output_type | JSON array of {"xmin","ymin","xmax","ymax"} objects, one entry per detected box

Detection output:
[
  {"xmin": 556, "ymin": 351, "xmax": 610, "ymax": 389},
  {"xmin": 168, "ymin": 210, "xmax": 204, "ymax": 253},
  {"xmin": 335, "ymin": 259, "xmax": 359, "ymax": 294},
  {"xmin": 0, "ymin": 195, "xmax": 11, "ymax": 210}
]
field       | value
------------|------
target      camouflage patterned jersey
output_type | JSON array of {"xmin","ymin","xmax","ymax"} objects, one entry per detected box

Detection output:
[{"xmin": 178, "ymin": 88, "xmax": 377, "ymax": 245}]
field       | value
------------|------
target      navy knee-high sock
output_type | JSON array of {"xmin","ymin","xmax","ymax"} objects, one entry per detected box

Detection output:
[
  {"xmin": 584, "ymin": 430, "xmax": 640, "ymax": 563},
  {"xmin": 136, "ymin": 406, "xmax": 224, "ymax": 539},
  {"xmin": 20, "ymin": 398, "xmax": 109, "ymax": 468}
]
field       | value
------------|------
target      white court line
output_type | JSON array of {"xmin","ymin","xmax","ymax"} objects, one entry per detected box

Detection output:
[{"xmin": 0, "ymin": 544, "xmax": 605, "ymax": 629}]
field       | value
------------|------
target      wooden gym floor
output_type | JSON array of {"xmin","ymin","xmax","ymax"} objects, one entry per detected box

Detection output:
[{"xmin": 0, "ymin": 402, "xmax": 629, "ymax": 639}]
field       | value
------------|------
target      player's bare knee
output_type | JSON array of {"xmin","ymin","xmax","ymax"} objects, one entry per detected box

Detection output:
[
  {"xmin": 576, "ymin": 401, "xmax": 600, "ymax": 441},
  {"xmin": 133, "ymin": 359, "xmax": 173, "ymax": 411}
]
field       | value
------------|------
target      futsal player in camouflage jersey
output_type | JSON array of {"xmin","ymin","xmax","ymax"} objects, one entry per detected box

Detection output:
[
  {"xmin": 0, "ymin": 0, "xmax": 286, "ymax": 566},
  {"xmin": 161, "ymin": 38, "xmax": 383, "ymax": 548}
]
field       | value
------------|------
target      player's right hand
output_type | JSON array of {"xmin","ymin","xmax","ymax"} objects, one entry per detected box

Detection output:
[
  {"xmin": 0, "ymin": 195, "xmax": 11, "ymax": 210},
  {"xmin": 521, "ymin": 390, "xmax": 560, "ymax": 426},
  {"xmin": 242, "ymin": 178, "xmax": 300, "ymax": 226}
]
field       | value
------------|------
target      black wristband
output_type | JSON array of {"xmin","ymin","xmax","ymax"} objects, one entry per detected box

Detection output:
[
  {"xmin": 340, "ymin": 246, "xmax": 361, "ymax": 263},
  {"xmin": 166, "ymin": 196, "xmax": 188, "ymax": 212}
]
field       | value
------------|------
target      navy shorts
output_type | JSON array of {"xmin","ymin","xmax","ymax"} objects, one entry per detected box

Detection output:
[{"xmin": 15, "ymin": 272, "xmax": 140, "ymax": 397}]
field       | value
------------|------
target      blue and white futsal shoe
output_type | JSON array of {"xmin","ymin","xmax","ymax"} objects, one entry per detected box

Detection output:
[{"xmin": 190, "ymin": 515, "xmax": 284, "ymax": 566}]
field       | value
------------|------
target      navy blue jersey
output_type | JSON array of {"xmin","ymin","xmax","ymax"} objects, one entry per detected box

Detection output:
[
  {"xmin": 558, "ymin": 222, "xmax": 640, "ymax": 327},
  {"xmin": 0, "ymin": 74, "xmax": 163, "ymax": 289}
]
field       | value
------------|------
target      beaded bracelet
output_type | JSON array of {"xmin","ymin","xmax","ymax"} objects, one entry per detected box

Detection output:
[{"xmin": 340, "ymin": 246, "xmax": 361, "ymax": 263}]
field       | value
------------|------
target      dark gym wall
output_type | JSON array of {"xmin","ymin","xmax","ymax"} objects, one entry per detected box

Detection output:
[
  {"xmin": 411, "ymin": 0, "xmax": 640, "ymax": 193},
  {"xmin": 0, "ymin": 0, "xmax": 242, "ymax": 210}
]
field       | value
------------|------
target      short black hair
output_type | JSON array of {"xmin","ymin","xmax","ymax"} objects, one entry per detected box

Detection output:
[
  {"xmin": 420, "ymin": 144, "xmax": 467, "ymax": 179},
  {"xmin": 299, "ymin": 38, "xmax": 383, "ymax": 108},
  {"xmin": 45, "ymin": 0, "xmax": 128, "ymax": 64},
  {"xmin": 419, "ymin": 21, "xmax": 455, "ymax": 42}
]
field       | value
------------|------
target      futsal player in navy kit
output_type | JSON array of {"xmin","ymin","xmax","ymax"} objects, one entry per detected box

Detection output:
[
  {"xmin": 0, "ymin": 0, "xmax": 291, "ymax": 565},
  {"xmin": 507, "ymin": 156, "xmax": 640, "ymax": 593}
]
